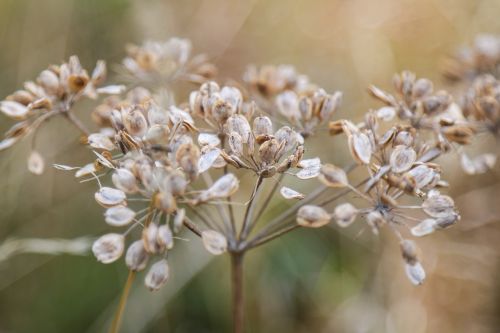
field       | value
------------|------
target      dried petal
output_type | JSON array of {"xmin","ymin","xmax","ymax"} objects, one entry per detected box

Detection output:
[
  {"xmin": 297, "ymin": 205, "xmax": 331, "ymax": 228},
  {"xmin": 92, "ymin": 233, "xmax": 124, "ymax": 264},
  {"xmin": 202, "ymin": 230, "xmax": 227, "ymax": 255},
  {"xmin": 105, "ymin": 205, "xmax": 135, "ymax": 227},
  {"xmin": 280, "ymin": 186, "xmax": 304, "ymax": 200},
  {"xmin": 27, "ymin": 151, "xmax": 44, "ymax": 175},
  {"xmin": 145, "ymin": 259, "xmax": 169, "ymax": 291}
]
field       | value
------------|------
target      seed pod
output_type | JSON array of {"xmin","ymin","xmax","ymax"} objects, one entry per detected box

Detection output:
[
  {"xmin": 406, "ymin": 165, "xmax": 435, "ymax": 189},
  {"xmin": 276, "ymin": 91, "xmax": 300, "ymax": 120},
  {"xmin": 259, "ymin": 138, "xmax": 281, "ymax": 165},
  {"xmin": 405, "ymin": 261, "xmax": 426, "ymax": 285},
  {"xmin": 105, "ymin": 205, "xmax": 136, "ymax": 227},
  {"xmin": 27, "ymin": 151, "xmax": 45, "ymax": 175},
  {"xmin": 376, "ymin": 106, "xmax": 396, "ymax": 121},
  {"xmin": 393, "ymin": 131, "xmax": 414, "ymax": 147},
  {"xmin": 173, "ymin": 208, "xmax": 185, "ymax": 233},
  {"xmin": 296, "ymin": 157, "xmax": 321, "ymax": 179},
  {"xmin": 365, "ymin": 210, "xmax": 386, "ymax": 235},
  {"xmin": 212, "ymin": 98, "xmax": 233, "ymax": 124},
  {"xmin": 225, "ymin": 115, "xmax": 251, "ymax": 143},
  {"xmin": 165, "ymin": 171, "xmax": 188, "ymax": 196},
  {"xmin": 92, "ymin": 233, "xmax": 125, "ymax": 264},
  {"xmin": 75, "ymin": 163, "xmax": 97, "ymax": 178},
  {"xmin": 411, "ymin": 218, "xmax": 437, "ymax": 237},
  {"xmin": 390, "ymin": 145, "xmax": 417, "ymax": 173},
  {"xmin": 154, "ymin": 191, "xmax": 177, "ymax": 214},
  {"xmin": 198, "ymin": 133, "xmax": 221, "ymax": 147},
  {"xmin": 202, "ymin": 230, "xmax": 227, "ymax": 255},
  {"xmin": 198, "ymin": 147, "xmax": 221, "ymax": 173},
  {"xmin": 275, "ymin": 126, "xmax": 297, "ymax": 153},
  {"xmin": 412, "ymin": 78, "xmax": 433, "ymax": 98},
  {"xmin": 319, "ymin": 91, "xmax": 342, "ymax": 121},
  {"xmin": 112, "ymin": 168, "xmax": 138, "ymax": 193},
  {"xmin": 125, "ymin": 240, "xmax": 149, "ymax": 271},
  {"xmin": 220, "ymin": 86, "xmax": 242, "ymax": 113},
  {"xmin": 400, "ymin": 239, "xmax": 418, "ymax": 264},
  {"xmin": 88, "ymin": 133, "xmax": 115, "ymax": 151},
  {"xmin": 280, "ymin": 186, "xmax": 304, "ymax": 200},
  {"xmin": 228, "ymin": 132, "xmax": 244, "ymax": 156},
  {"xmin": 145, "ymin": 259, "xmax": 170, "ymax": 291},
  {"xmin": 422, "ymin": 194, "xmax": 455, "ymax": 218},
  {"xmin": 143, "ymin": 223, "xmax": 161, "ymax": 254},
  {"xmin": 298, "ymin": 96, "xmax": 313, "ymax": 120},
  {"xmin": 333, "ymin": 203, "xmax": 358, "ymax": 227},
  {"xmin": 123, "ymin": 106, "xmax": 148, "ymax": 137},
  {"xmin": 157, "ymin": 224, "xmax": 174, "ymax": 250},
  {"xmin": 144, "ymin": 124, "xmax": 169, "ymax": 144},
  {"xmin": 435, "ymin": 213, "xmax": 460, "ymax": 229},
  {"xmin": 253, "ymin": 116, "xmax": 273, "ymax": 138},
  {"xmin": 296, "ymin": 205, "xmax": 331, "ymax": 228},
  {"xmin": 197, "ymin": 173, "xmax": 239, "ymax": 203},
  {"xmin": 442, "ymin": 125, "xmax": 474, "ymax": 145},
  {"xmin": 348, "ymin": 132, "xmax": 372, "ymax": 164},
  {"xmin": 318, "ymin": 164, "xmax": 348, "ymax": 187},
  {"xmin": 328, "ymin": 120, "xmax": 344, "ymax": 135},
  {"xmin": 95, "ymin": 187, "xmax": 126, "ymax": 207},
  {"xmin": 38, "ymin": 69, "xmax": 60, "ymax": 94},
  {"xmin": 0, "ymin": 101, "xmax": 29, "ymax": 119}
]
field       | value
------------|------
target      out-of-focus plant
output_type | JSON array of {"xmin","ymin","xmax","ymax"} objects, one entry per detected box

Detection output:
[{"xmin": 1, "ymin": 35, "xmax": 498, "ymax": 333}]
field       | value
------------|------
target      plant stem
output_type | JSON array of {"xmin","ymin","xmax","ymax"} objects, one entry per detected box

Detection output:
[
  {"xmin": 63, "ymin": 111, "xmax": 91, "ymax": 136},
  {"xmin": 230, "ymin": 251, "xmax": 245, "ymax": 333},
  {"xmin": 109, "ymin": 270, "xmax": 136, "ymax": 333}
]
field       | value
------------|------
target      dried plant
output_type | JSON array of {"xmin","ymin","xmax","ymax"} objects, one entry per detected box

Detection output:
[{"xmin": 0, "ymin": 35, "xmax": 498, "ymax": 333}]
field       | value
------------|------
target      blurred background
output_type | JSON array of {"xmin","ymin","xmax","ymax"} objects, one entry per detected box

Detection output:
[{"xmin": 1, "ymin": 0, "xmax": 500, "ymax": 332}]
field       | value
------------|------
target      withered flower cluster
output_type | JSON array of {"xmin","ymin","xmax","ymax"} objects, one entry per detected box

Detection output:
[
  {"xmin": 0, "ymin": 55, "xmax": 124, "ymax": 173},
  {"xmin": 1, "ymin": 35, "xmax": 497, "ymax": 332}
]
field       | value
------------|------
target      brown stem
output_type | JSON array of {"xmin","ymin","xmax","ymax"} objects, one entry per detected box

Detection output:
[
  {"xmin": 109, "ymin": 270, "xmax": 136, "ymax": 333},
  {"xmin": 230, "ymin": 251, "xmax": 245, "ymax": 333}
]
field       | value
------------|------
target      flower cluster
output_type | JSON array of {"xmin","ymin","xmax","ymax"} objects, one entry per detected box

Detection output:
[{"xmin": 0, "ymin": 56, "xmax": 124, "ymax": 173}]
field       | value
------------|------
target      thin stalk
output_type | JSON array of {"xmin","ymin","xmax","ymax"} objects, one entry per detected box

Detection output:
[
  {"xmin": 246, "ymin": 224, "xmax": 300, "ymax": 249},
  {"xmin": 109, "ymin": 270, "xmax": 136, "ymax": 333},
  {"xmin": 239, "ymin": 175, "xmax": 264, "ymax": 240},
  {"xmin": 251, "ymin": 173, "xmax": 285, "ymax": 228},
  {"xmin": 230, "ymin": 252, "xmax": 245, "ymax": 333}
]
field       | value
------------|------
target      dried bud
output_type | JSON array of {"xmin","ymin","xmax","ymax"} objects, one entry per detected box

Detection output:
[
  {"xmin": 202, "ymin": 230, "xmax": 227, "ymax": 255},
  {"xmin": 297, "ymin": 205, "xmax": 331, "ymax": 228},
  {"xmin": 348, "ymin": 132, "xmax": 372, "ymax": 164},
  {"xmin": 442, "ymin": 125, "xmax": 474, "ymax": 145},
  {"xmin": 125, "ymin": 240, "xmax": 149, "ymax": 272},
  {"xmin": 400, "ymin": 239, "xmax": 418, "ymax": 264},
  {"xmin": 197, "ymin": 174, "xmax": 239, "ymax": 203},
  {"xmin": 253, "ymin": 116, "xmax": 273, "ymax": 138},
  {"xmin": 92, "ymin": 233, "xmax": 125, "ymax": 264},
  {"xmin": 154, "ymin": 191, "xmax": 177, "ymax": 214},
  {"xmin": 333, "ymin": 203, "xmax": 358, "ymax": 227},
  {"xmin": 157, "ymin": 224, "xmax": 174, "ymax": 250},
  {"xmin": 145, "ymin": 259, "xmax": 169, "ymax": 291},
  {"xmin": 105, "ymin": 205, "xmax": 136, "ymax": 227},
  {"xmin": 123, "ymin": 106, "xmax": 148, "ymax": 137}
]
